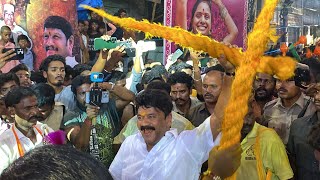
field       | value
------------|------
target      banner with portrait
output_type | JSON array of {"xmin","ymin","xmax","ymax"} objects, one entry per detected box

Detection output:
[
  {"xmin": 0, "ymin": 0, "xmax": 79, "ymax": 70},
  {"xmin": 164, "ymin": 0, "xmax": 248, "ymax": 63}
]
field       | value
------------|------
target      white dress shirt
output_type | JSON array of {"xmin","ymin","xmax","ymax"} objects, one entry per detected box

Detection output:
[
  {"xmin": 109, "ymin": 117, "xmax": 221, "ymax": 180},
  {"xmin": 0, "ymin": 122, "xmax": 53, "ymax": 173}
]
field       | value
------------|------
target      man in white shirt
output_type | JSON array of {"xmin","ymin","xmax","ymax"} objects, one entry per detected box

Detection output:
[
  {"xmin": 109, "ymin": 85, "xmax": 238, "ymax": 179},
  {"xmin": 0, "ymin": 87, "xmax": 53, "ymax": 173}
]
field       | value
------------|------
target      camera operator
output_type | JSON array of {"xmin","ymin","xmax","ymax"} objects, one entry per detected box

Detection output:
[
  {"xmin": 62, "ymin": 74, "xmax": 134, "ymax": 169},
  {"xmin": 262, "ymin": 63, "xmax": 317, "ymax": 144}
]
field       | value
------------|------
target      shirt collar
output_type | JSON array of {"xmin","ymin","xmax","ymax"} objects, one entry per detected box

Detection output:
[
  {"xmin": 274, "ymin": 93, "xmax": 305, "ymax": 109},
  {"xmin": 241, "ymin": 122, "xmax": 259, "ymax": 144},
  {"xmin": 13, "ymin": 122, "xmax": 42, "ymax": 140}
]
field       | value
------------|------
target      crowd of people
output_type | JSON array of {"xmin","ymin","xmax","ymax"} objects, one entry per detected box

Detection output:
[{"xmin": 0, "ymin": 3, "xmax": 320, "ymax": 180}]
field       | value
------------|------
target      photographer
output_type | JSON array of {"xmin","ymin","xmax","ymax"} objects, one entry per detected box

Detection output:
[
  {"xmin": 262, "ymin": 63, "xmax": 317, "ymax": 144},
  {"xmin": 62, "ymin": 75, "xmax": 133, "ymax": 168}
]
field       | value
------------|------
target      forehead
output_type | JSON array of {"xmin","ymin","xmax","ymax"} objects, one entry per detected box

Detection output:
[
  {"xmin": 138, "ymin": 106, "xmax": 161, "ymax": 115},
  {"xmin": 2, "ymin": 80, "xmax": 17, "ymax": 87},
  {"xmin": 195, "ymin": 2, "xmax": 211, "ymax": 12},
  {"xmin": 48, "ymin": 61, "xmax": 65, "ymax": 68},
  {"xmin": 204, "ymin": 71, "xmax": 222, "ymax": 80},
  {"xmin": 2, "ymin": 29, "xmax": 11, "ymax": 34},
  {"xmin": 44, "ymin": 28, "xmax": 66, "ymax": 37},
  {"xmin": 16, "ymin": 70, "xmax": 29, "ymax": 75},
  {"xmin": 76, "ymin": 83, "xmax": 90, "ymax": 93},
  {"xmin": 256, "ymin": 73, "xmax": 273, "ymax": 80},
  {"xmin": 17, "ymin": 95, "xmax": 37, "ymax": 107},
  {"xmin": 171, "ymin": 83, "xmax": 188, "ymax": 90}
]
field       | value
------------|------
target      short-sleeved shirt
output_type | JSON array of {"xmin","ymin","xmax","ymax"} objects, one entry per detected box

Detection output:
[
  {"xmin": 263, "ymin": 93, "xmax": 316, "ymax": 144},
  {"xmin": 287, "ymin": 113, "xmax": 320, "ymax": 180},
  {"xmin": 173, "ymin": 97, "xmax": 202, "ymax": 117},
  {"xmin": 109, "ymin": 116, "xmax": 221, "ymax": 180},
  {"xmin": 54, "ymin": 86, "xmax": 77, "ymax": 111},
  {"xmin": 236, "ymin": 123, "xmax": 293, "ymax": 180},
  {"xmin": 186, "ymin": 103, "xmax": 211, "ymax": 127},
  {"xmin": 113, "ymin": 111, "xmax": 195, "ymax": 144},
  {"xmin": 63, "ymin": 101, "xmax": 120, "ymax": 167}
]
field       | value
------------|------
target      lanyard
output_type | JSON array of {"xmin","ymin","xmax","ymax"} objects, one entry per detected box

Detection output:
[{"xmin": 11, "ymin": 124, "xmax": 43, "ymax": 157}]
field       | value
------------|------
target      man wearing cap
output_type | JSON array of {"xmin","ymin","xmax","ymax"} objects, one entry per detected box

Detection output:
[
  {"xmin": 43, "ymin": 15, "xmax": 78, "ymax": 67},
  {"xmin": 0, "ymin": 3, "xmax": 31, "ymax": 47}
]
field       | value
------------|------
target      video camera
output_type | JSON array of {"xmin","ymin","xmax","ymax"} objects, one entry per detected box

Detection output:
[
  {"xmin": 85, "ymin": 72, "xmax": 109, "ymax": 107},
  {"xmin": 94, "ymin": 37, "xmax": 157, "ymax": 57},
  {"xmin": 294, "ymin": 67, "xmax": 311, "ymax": 89}
]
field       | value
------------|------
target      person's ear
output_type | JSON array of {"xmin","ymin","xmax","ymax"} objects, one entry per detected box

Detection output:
[
  {"xmin": 67, "ymin": 35, "xmax": 74, "ymax": 54},
  {"xmin": 165, "ymin": 112, "xmax": 172, "ymax": 129},
  {"xmin": 43, "ymin": 71, "xmax": 48, "ymax": 79}
]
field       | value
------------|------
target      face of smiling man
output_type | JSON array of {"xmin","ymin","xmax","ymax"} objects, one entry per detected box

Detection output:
[{"xmin": 43, "ymin": 28, "xmax": 74, "ymax": 58}]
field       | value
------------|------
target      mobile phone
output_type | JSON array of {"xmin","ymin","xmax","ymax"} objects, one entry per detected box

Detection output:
[
  {"xmin": 171, "ymin": 49, "xmax": 183, "ymax": 62},
  {"xmin": 2, "ymin": 48, "xmax": 24, "ymax": 61}
]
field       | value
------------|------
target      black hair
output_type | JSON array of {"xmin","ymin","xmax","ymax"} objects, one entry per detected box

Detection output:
[
  {"xmin": 135, "ymin": 89, "xmax": 173, "ymax": 117},
  {"xmin": 0, "ymin": 25, "xmax": 10, "ymax": 33},
  {"xmin": 17, "ymin": 34, "xmax": 29, "ymax": 42},
  {"xmin": 167, "ymin": 72, "xmax": 193, "ymax": 90},
  {"xmin": 0, "ymin": 73, "xmax": 20, "ymax": 88},
  {"xmin": 32, "ymin": 83, "xmax": 55, "ymax": 107},
  {"xmin": 301, "ymin": 57, "xmax": 320, "ymax": 83},
  {"xmin": 72, "ymin": 64, "xmax": 92, "ymax": 78},
  {"xmin": 204, "ymin": 64, "xmax": 225, "ymax": 74},
  {"xmin": 9, "ymin": 64, "xmax": 30, "ymax": 74},
  {"xmin": 146, "ymin": 81, "xmax": 171, "ymax": 95},
  {"xmin": 30, "ymin": 71, "xmax": 46, "ymax": 84},
  {"xmin": 71, "ymin": 75, "xmax": 91, "ymax": 95},
  {"xmin": 64, "ymin": 65, "xmax": 74, "ymax": 81},
  {"xmin": 0, "ymin": 145, "xmax": 111, "ymax": 180},
  {"xmin": 39, "ymin": 54, "xmax": 66, "ymax": 72},
  {"xmin": 189, "ymin": 0, "xmax": 212, "ymax": 33},
  {"xmin": 109, "ymin": 70, "xmax": 126, "ymax": 83},
  {"xmin": 5, "ymin": 87, "xmax": 36, "ymax": 108},
  {"xmin": 308, "ymin": 123, "xmax": 320, "ymax": 151},
  {"xmin": 44, "ymin": 16, "xmax": 73, "ymax": 39}
]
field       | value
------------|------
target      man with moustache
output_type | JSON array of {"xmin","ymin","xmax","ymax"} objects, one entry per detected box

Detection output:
[
  {"xmin": 263, "ymin": 65, "xmax": 316, "ymax": 144},
  {"xmin": 167, "ymin": 72, "xmax": 202, "ymax": 117},
  {"xmin": 253, "ymin": 72, "xmax": 276, "ymax": 125},
  {"xmin": 43, "ymin": 16, "xmax": 78, "ymax": 67},
  {"xmin": 109, "ymin": 51, "xmax": 244, "ymax": 179},
  {"xmin": 254, "ymin": 73, "xmax": 276, "ymax": 110},
  {"xmin": 0, "ymin": 87, "xmax": 53, "ymax": 173},
  {"xmin": 40, "ymin": 54, "xmax": 76, "ymax": 111},
  {"xmin": 288, "ymin": 83, "xmax": 320, "ymax": 180},
  {"xmin": 186, "ymin": 65, "xmax": 224, "ymax": 127}
]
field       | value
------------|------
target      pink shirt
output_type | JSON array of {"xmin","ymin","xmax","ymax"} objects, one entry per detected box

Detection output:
[{"xmin": 0, "ymin": 42, "xmax": 20, "ymax": 73}]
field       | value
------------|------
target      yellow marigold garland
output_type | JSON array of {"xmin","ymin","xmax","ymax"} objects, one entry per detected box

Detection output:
[{"xmin": 81, "ymin": 1, "xmax": 296, "ymax": 179}]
